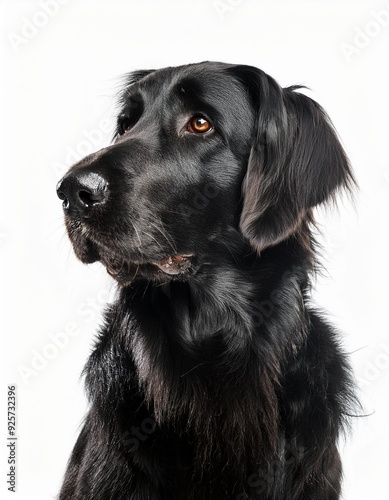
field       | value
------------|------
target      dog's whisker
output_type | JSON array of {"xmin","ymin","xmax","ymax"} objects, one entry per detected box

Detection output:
[
  {"xmin": 141, "ymin": 231, "xmax": 164, "ymax": 251},
  {"xmin": 149, "ymin": 221, "xmax": 177, "ymax": 254},
  {"xmin": 129, "ymin": 219, "xmax": 143, "ymax": 251}
]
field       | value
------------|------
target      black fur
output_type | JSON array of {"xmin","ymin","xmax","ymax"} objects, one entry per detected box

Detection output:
[{"xmin": 56, "ymin": 61, "xmax": 357, "ymax": 499}]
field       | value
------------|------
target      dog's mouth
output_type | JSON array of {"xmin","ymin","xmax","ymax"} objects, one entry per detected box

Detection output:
[
  {"xmin": 151, "ymin": 255, "xmax": 193, "ymax": 275},
  {"xmin": 102, "ymin": 254, "xmax": 194, "ymax": 285},
  {"xmin": 77, "ymin": 233, "xmax": 194, "ymax": 285}
]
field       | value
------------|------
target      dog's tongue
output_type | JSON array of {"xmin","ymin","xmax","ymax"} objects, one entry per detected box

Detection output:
[{"xmin": 153, "ymin": 255, "xmax": 192, "ymax": 275}]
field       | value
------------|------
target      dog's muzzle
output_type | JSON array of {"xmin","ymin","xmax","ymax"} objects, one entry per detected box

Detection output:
[{"xmin": 57, "ymin": 171, "xmax": 194, "ymax": 283}]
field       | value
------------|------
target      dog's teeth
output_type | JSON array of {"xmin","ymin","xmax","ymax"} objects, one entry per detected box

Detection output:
[{"xmin": 152, "ymin": 255, "xmax": 192, "ymax": 275}]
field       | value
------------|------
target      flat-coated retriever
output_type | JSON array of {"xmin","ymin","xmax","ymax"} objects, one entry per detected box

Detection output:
[{"xmin": 56, "ymin": 61, "xmax": 357, "ymax": 499}]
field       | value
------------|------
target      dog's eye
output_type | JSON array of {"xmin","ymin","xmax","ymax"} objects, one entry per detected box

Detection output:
[
  {"xmin": 118, "ymin": 118, "xmax": 132, "ymax": 135},
  {"xmin": 187, "ymin": 116, "xmax": 212, "ymax": 134}
]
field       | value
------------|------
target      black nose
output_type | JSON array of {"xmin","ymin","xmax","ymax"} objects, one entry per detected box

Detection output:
[{"xmin": 56, "ymin": 171, "xmax": 108, "ymax": 217}]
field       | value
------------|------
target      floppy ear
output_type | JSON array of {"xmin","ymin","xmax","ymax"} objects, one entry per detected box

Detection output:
[{"xmin": 230, "ymin": 65, "xmax": 355, "ymax": 252}]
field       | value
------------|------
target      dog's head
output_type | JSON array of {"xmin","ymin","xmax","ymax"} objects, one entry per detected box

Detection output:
[{"xmin": 57, "ymin": 62, "xmax": 354, "ymax": 285}]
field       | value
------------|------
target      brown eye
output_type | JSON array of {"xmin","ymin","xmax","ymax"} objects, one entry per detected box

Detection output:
[
  {"xmin": 187, "ymin": 116, "xmax": 212, "ymax": 134},
  {"xmin": 119, "ymin": 117, "xmax": 132, "ymax": 135}
]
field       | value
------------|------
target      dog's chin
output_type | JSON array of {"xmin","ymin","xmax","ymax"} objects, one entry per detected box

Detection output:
[{"xmin": 72, "ymin": 237, "xmax": 193, "ymax": 285}]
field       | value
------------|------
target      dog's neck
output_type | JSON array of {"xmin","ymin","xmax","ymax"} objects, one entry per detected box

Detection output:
[{"xmin": 86, "ymin": 240, "xmax": 312, "ymax": 478}]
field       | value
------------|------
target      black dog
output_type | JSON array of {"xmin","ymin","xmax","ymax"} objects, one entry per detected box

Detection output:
[{"xmin": 56, "ymin": 62, "xmax": 357, "ymax": 499}]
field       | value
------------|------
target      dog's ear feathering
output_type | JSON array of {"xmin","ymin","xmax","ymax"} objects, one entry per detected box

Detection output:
[{"xmin": 229, "ymin": 65, "xmax": 356, "ymax": 252}]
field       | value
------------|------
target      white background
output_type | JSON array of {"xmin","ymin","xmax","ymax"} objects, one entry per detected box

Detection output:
[{"xmin": 1, "ymin": 1, "xmax": 389, "ymax": 499}]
